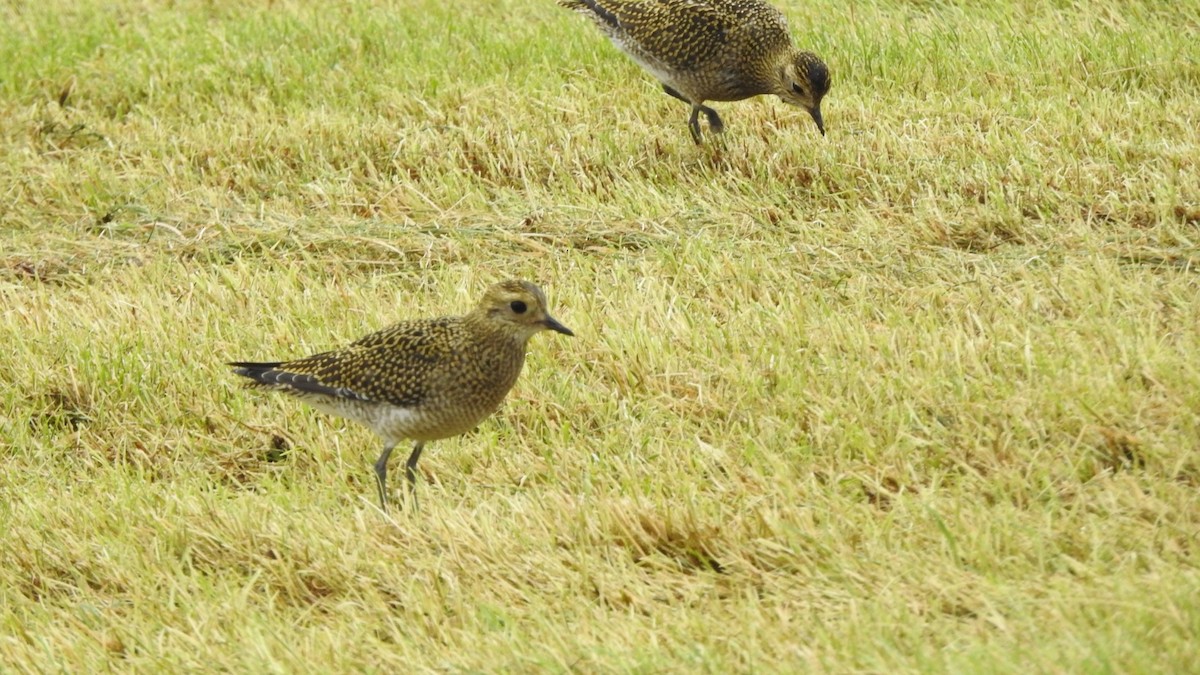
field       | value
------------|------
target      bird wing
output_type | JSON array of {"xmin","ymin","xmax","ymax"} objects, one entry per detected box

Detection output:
[
  {"xmin": 228, "ymin": 360, "xmax": 372, "ymax": 402},
  {"xmin": 567, "ymin": 0, "xmax": 740, "ymax": 71},
  {"xmin": 232, "ymin": 318, "xmax": 461, "ymax": 408}
]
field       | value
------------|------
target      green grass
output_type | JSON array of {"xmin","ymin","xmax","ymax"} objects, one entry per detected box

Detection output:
[{"xmin": 2, "ymin": 0, "xmax": 1199, "ymax": 670}]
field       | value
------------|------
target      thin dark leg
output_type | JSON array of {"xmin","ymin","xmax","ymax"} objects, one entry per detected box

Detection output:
[
  {"xmin": 403, "ymin": 441, "xmax": 426, "ymax": 508},
  {"xmin": 702, "ymin": 106, "xmax": 724, "ymax": 135},
  {"xmin": 661, "ymin": 84, "xmax": 689, "ymax": 104},
  {"xmin": 374, "ymin": 442, "xmax": 396, "ymax": 509},
  {"xmin": 663, "ymin": 85, "xmax": 720, "ymax": 142},
  {"xmin": 688, "ymin": 106, "xmax": 703, "ymax": 144},
  {"xmin": 686, "ymin": 104, "xmax": 723, "ymax": 143}
]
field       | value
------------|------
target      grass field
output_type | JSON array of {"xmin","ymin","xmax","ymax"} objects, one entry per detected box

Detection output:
[{"xmin": 2, "ymin": 0, "xmax": 1199, "ymax": 670}]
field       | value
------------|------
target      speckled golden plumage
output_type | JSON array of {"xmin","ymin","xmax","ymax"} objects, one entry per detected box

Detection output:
[
  {"xmin": 561, "ymin": 0, "xmax": 830, "ymax": 142},
  {"xmin": 230, "ymin": 280, "xmax": 573, "ymax": 508}
]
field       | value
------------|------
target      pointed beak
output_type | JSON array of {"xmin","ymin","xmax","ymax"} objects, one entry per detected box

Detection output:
[
  {"xmin": 809, "ymin": 105, "xmax": 825, "ymax": 136},
  {"xmin": 543, "ymin": 315, "xmax": 574, "ymax": 336}
]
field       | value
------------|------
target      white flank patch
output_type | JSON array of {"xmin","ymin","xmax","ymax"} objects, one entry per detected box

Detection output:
[
  {"xmin": 371, "ymin": 405, "xmax": 425, "ymax": 443},
  {"xmin": 614, "ymin": 41, "xmax": 681, "ymax": 92}
]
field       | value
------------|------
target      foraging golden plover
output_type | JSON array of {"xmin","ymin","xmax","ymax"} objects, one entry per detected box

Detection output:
[
  {"xmin": 229, "ymin": 280, "xmax": 573, "ymax": 508},
  {"xmin": 561, "ymin": 0, "xmax": 830, "ymax": 142}
]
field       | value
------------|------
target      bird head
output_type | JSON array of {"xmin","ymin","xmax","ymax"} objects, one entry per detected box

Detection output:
[
  {"xmin": 480, "ymin": 280, "xmax": 574, "ymax": 340},
  {"xmin": 777, "ymin": 51, "xmax": 830, "ymax": 136}
]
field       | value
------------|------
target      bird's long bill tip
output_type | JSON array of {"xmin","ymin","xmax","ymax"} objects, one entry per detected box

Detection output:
[
  {"xmin": 544, "ymin": 316, "xmax": 574, "ymax": 336},
  {"xmin": 810, "ymin": 106, "xmax": 825, "ymax": 136}
]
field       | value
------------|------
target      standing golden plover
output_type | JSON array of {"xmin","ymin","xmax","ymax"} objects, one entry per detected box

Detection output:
[
  {"xmin": 561, "ymin": 0, "xmax": 830, "ymax": 142},
  {"xmin": 229, "ymin": 280, "xmax": 573, "ymax": 508}
]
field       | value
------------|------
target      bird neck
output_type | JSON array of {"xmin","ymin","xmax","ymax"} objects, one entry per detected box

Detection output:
[
  {"xmin": 769, "ymin": 53, "xmax": 799, "ymax": 97},
  {"xmin": 463, "ymin": 311, "xmax": 536, "ymax": 350}
]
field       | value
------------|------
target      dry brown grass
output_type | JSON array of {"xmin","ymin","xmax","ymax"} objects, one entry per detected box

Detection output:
[{"xmin": 2, "ymin": 0, "xmax": 1198, "ymax": 671}]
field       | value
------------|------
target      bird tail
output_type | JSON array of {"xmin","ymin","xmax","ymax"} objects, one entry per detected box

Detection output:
[
  {"xmin": 560, "ymin": 0, "xmax": 621, "ymax": 30},
  {"xmin": 229, "ymin": 360, "xmax": 362, "ymax": 401},
  {"xmin": 228, "ymin": 361, "xmax": 286, "ymax": 385}
]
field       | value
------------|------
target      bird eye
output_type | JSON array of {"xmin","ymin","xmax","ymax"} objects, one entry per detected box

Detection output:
[
  {"xmin": 792, "ymin": 82, "xmax": 806, "ymax": 96},
  {"xmin": 510, "ymin": 300, "xmax": 527, "ymax": 314}
]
